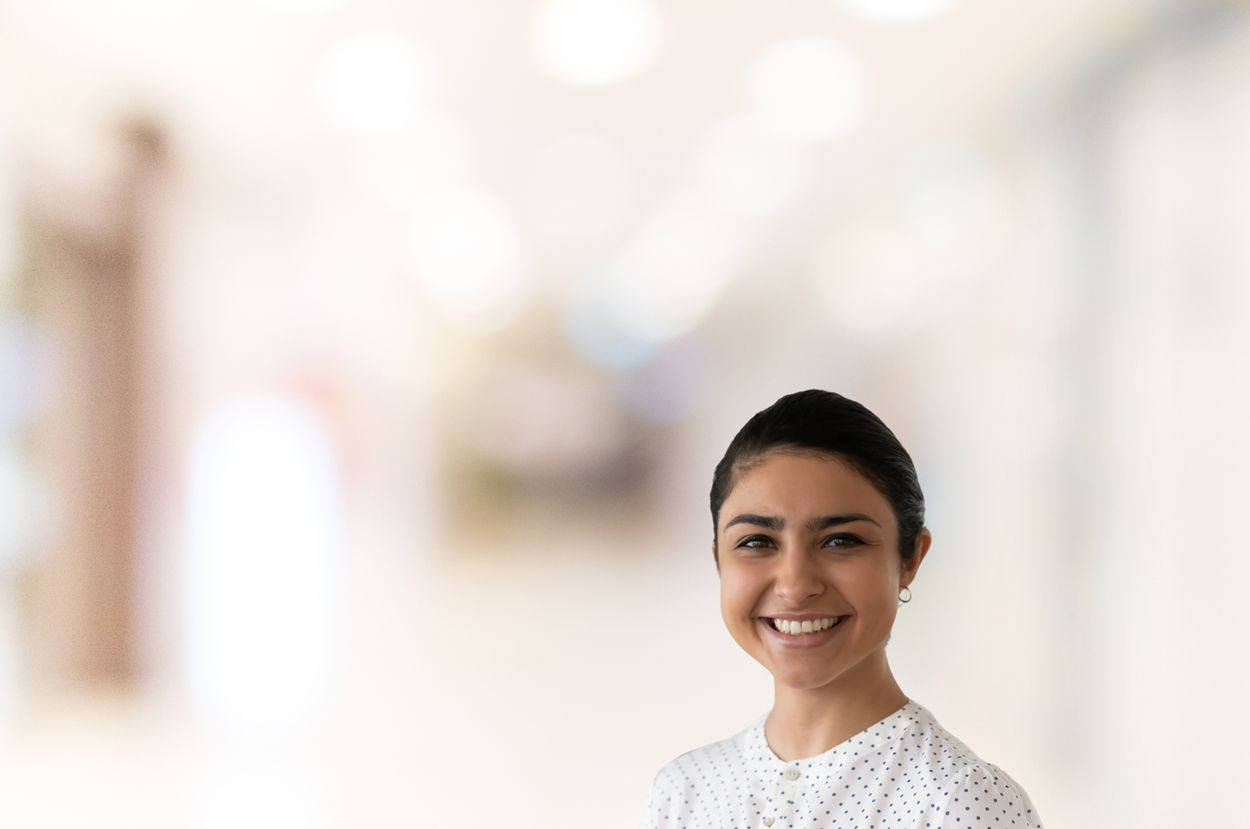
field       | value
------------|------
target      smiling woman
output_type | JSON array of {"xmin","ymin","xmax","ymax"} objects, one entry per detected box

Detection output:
[{"xmin": 639, "ymin": 390, "xmax": 1043, "ymax": 829}]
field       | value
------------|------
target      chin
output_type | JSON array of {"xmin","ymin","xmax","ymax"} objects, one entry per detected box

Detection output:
[{"xmin": 770, "ymin": 666, "xmax": 844, "ymax": 691}]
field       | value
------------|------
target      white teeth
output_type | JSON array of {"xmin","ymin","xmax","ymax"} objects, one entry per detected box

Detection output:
[{"xmin": 770, "ymin": 617, "xmax": 838, "ymax": 635}]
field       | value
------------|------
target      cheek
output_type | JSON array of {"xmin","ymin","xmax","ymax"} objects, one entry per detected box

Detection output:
[
  {"xmin": 719, "ymin": 566, "xmax": 759, "ymax": 620},
  {"xmin": 840, "ymin": 561, "xmax": 901, "ymax": 615}
]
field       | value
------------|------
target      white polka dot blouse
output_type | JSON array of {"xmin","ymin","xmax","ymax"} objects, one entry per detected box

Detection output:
[{"xmin": 640, "ymin": 700, "xmax": 1042, "ymax": 829}]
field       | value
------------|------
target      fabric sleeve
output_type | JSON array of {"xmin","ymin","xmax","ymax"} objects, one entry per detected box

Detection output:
[
  {"xmin": 924, "ymin": 763, "xmax": 1044, "ymax": 828},
  {"xmin": 638, "ymin": 766, "xmax": 677, "ymax": 829}
]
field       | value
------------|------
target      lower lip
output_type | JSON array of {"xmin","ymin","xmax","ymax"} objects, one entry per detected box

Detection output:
[{"xmin": 759, "ymin": 617, "xmax": 847, "ymax": 649}]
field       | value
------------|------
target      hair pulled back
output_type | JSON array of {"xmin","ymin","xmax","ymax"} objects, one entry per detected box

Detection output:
[{"xmin": 710, "ymin": 390, "xmax": 926, "ymax": 562}]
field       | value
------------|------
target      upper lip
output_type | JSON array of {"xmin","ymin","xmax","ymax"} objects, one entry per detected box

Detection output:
[{"xmin": 760, "ymin": 613, "xmax": 844, "ymax": 621}]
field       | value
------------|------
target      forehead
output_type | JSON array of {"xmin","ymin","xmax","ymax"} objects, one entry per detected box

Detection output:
[{"xmin": 721, "ymin": 452, "xmax": 895, "ymax": 524}]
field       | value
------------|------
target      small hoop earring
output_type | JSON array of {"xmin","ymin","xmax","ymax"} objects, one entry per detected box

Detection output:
[{"xmin": 898, "ymin": 587, "xmax": 912, "ymax": 604}]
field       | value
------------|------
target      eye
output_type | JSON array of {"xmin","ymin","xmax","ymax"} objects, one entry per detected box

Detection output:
[
  {"xmin": 736, "ymin": 534, "xmax": 775, "ymax": 550},
  {"xmin": 822, "ymin": 533, "xmax": 864, "ymax": 548}
]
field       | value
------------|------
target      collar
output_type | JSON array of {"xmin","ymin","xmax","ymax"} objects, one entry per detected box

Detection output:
[{"xmin": 744, "ymin": 699, "xmax": 929, "ymax": 771}]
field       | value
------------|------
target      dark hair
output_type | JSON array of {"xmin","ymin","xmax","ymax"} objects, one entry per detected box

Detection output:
[{"xmin": 710, "ymin": 389, "xmax": 926, "ymax": 562}]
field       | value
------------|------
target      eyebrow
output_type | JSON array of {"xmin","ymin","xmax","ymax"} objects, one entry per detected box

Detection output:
[
  {"xmin": 723, "ymin": 513, "xmax": 881, "ymax": 531},
  {"xmin": 810, "ymin": 513, "xmax": 881, "ymax": 531},
  {"xmin": 724, "ymin": 513, "xmax": 783, "ymax": 531}
]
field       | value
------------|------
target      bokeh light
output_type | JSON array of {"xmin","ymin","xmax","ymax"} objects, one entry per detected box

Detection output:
[
  {"xmin": 357, "ymin": 112, "xmax": 468, "ymax": 210},
  {"xmin": 403, "ymin": 187, "xmax": 529, "ymax": 322},
  {"xmin": 744, "ymin": 37, "xmax": 869, "ymax": 143},
  {"xmin": 563, "ymin": 279, "xmax": 663, "ymax": 370},
  {"xmin": 314, "ymin": 32, "xmax": 434, "ymax": 135},
  {"xmin": 185, "ymin": 395, "xmax": 341, "ymax": 733},
  {"xmin": 811, "ymin": 140, "xmax": 1002, "ymax": 336},
  {"xmin": 601, "ymin": 193, "xmax": 748, "ymax": 342},
  {"xmin": 531, "ymin": 0, "xmax": 663, "ymax": 86}
]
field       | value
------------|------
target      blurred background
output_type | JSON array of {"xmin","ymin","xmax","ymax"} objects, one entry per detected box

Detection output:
[{"xmin": 0, "ymin": 0, "xmax": 1247, "ymax": 826}]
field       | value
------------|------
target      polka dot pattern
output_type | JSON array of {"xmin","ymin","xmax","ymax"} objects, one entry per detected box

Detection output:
[{"xmin": 640, "ymin": 701, "xmax": 1042, "ymax": 829}]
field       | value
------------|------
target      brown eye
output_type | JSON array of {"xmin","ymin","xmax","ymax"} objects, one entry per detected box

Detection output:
[{"xmin": 738, "ymin": 535, "xmax": 773, "ymax": 549}]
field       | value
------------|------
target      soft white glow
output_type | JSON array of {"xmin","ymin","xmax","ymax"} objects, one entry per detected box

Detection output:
[
  {"xmin": 532, "ymin": 0, "xmax": 663, "ymax": 86},
  {"xmin": 695, "ymin": 116, "xmax": 805, "ymax": 215},
  {"xmin": 896, "ymin": 140, "xmax": 1000, "ymax": 247},
  {"xmin": 403, "ymin": 187, "xmax": 529, "ymax": 321},
  {"xmin": 811, "ymin": 142, "xmax": 1000, "ymax": 337},
  {"xmin": 314, "ymin": 32, "xmax": 433, "ymax": 135},
  {"xmin": 602, "ymin": 193, "xmax": 749, "ymax": 341},
  {"xmin": 744, "ymin": 37, "xmax": 868, "ymax": 143},
  {"xmin": 563, "ymin": 281, "xmax": 662, "ymax": 370},
  {"xmin": 841, "ymin": 0, "xmax": 961, "ymax": 22},
  {"xmin": 811, "ymin": 219, "xmax": 928, "ymax": 335},
  {"xmin": 358, "ymin": 112, "xmax": 467, "ymax": 210},
  {"xmin": 185, "ymin": 395, "xmax": 341, "ymax": 733},
  {"xmin": 530, "ymin": 134, "xmax": 634, "ymax": 236}
]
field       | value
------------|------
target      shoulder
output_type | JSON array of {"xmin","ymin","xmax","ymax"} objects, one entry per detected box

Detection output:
[
  {"xmin": 900, "ymin": 703, "xmax": 1044, "ymax": 828},
  {"xmin": 649, "ymin": 716, "xmax": 760, "ymax": 792},
  {"xmin": 945, "ymin": 763, "xmax": 1044, "ymax": 828},
  {"xmin": 639, "ymin": 717, "xmax": 764, "ymax": 829},
  {"xmin": 896, "ymin": 701, "xmax": 986, "ymax": 778}
]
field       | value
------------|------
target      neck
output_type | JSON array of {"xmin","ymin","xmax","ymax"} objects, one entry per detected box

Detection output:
[{"xmin": 764, "ymin": 648, "xmax": 908, "ymax": 761}]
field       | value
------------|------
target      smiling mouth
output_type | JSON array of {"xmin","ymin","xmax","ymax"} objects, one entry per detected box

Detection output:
[{"xmin": 763, "ymin": 617, "xmax": 844, "ymax": 635}]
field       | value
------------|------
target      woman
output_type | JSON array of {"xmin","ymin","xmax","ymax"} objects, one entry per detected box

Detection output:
[{"xmin": 640, "ymin": 390, "xmax": 1042, "ymax": 828}]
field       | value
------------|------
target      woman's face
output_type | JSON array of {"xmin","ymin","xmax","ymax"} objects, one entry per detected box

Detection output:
[{"xmin": 716, "ymin": 452, "xmax": 928, "ymax": 693}]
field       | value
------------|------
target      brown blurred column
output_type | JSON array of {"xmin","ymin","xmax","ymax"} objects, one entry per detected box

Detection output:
[{"xmin": 23, "ymin": 122, "xmax": 165, "ymax": 690}]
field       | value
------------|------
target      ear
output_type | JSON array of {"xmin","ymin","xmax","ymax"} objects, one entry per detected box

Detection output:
[
  {"xmin": 712, "ymin": 540, "xmax": 720, "ymax": 574},
  {"xmin": 900, "ymin": 527, "xmax": 931, "ymax": 588}
]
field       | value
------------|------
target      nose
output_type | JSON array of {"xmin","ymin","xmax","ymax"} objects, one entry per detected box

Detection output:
[{"xmin": 773, "ymin": 547, "xmax": 824, "ymax": 604}]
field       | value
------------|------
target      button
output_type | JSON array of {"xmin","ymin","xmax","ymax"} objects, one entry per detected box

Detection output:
[
  {"xmin": 784, "ymin": 768, "xmax": 800, "ymax": 781},
  {"xmin": 762, "ymin": 817, "xmax": 775, "ymax": 827}
]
